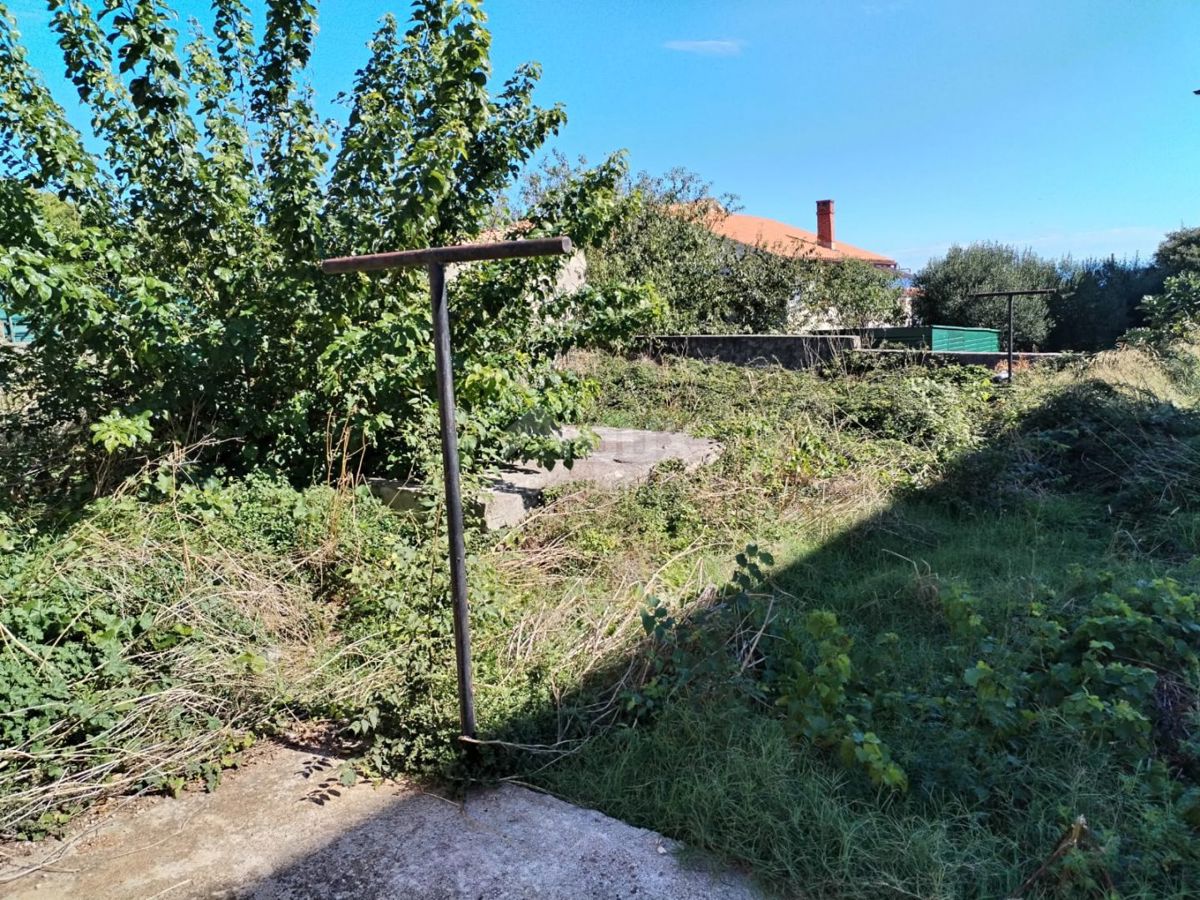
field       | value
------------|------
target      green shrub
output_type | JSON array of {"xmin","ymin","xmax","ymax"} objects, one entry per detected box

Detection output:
[
  {"xmin": 0, "ymin": 478, "xmax": 327, "ymax": 838},
  {"xmin": 1126, "ymin": 272, "xmax": 1200, "ymax": 349},
  {"xmin": 0, "ymin": 0, "xmax": 656, "ymax": 495},
  {"xmin": 1154, "ymin": 227, "xmax": 1200, "ymax": 277},
  {"xmin": 914, "ymin": 242, "xmax": 1059, "ymax": 348}
]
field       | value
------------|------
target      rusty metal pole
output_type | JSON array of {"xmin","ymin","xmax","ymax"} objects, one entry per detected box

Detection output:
[
  {"xmin": 967, "ymin": 289, "xmax": 1055, "ymax": 385},
  {"xmin": 1007, "ymin": 293, "xmax": 1015, "ymax": 384},
  {"xmin": 321, "ymin": 237, "xmax": 572, "ymax": 746},
  {"xmin": 427, "ymin": 259, "xmax": 476, "ymax": 740}
]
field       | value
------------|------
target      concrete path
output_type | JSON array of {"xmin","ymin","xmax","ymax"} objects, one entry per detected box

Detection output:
[{"xmin": 1, "ymin": 744, "xmax": 757, "ymax": 900}]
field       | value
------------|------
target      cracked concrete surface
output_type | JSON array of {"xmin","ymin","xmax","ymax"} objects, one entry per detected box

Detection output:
[
  {"xmin": 1, "ymin": 744, "xmax": 758, "ymax": 899},
  {"xmin": 485, "ymin": 426, "xmax": 721, "ymax": 528},
  {"xmin": 371, "ymin": 426, "xmax": 722, "ymax": 530}
]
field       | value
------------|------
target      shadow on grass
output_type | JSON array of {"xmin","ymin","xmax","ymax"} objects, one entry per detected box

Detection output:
[
  {"xmin": 12, "ymin": 374, "xmax": 1198, "ymax": 899},
  {"xmin": 475, "ymin": 378, "xmax": 1200, "ymax": 898}
]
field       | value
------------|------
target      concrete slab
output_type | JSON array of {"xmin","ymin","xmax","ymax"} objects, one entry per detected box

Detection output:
[
  {"xmin": 370, "ymin": 426, "xmax": 722, "ymax": 530},
  {"xmin": 486, "ymin": 426, "xmax": 721, "ymax": 529},
  {"xmin": 1, "ymin": 744, "xmax": 757, "ymax": 900}
]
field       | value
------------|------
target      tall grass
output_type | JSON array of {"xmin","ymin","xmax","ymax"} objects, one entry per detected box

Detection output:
[
  {"xmin": 3, "ymin": 344, "xmax": 1198, "ymax": 899},
  {"xmin": 498, "ymin": 346, "xmax": 1200, "ymax": 898}
]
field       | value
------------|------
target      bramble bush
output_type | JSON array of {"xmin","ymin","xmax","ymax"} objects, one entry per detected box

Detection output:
[
  {"xmin": 0, "ymin": 466, "xmax": 495, "ymax": 836},
  {"xmin": 0, "ymin": 473, "xmax": 334, "ymax": 838},
  {"xmin": 0, "ymin": 0, "xmax": 659, "ymax": 497},
  {"xmin": 630, "ymin": 547, "xmax": 1200, "ymax": 811}
]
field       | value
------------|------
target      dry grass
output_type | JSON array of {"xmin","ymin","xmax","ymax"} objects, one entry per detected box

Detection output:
[
  {"xmin": 1043, "ymin": 341, "xmax": 1200, "ymax": 408},
  {"xmin": 0, "ymin": 500, "xmax": 334, "ymax": 841}
]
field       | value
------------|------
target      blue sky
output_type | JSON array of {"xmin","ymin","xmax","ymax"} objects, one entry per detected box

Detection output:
[{"xmin": 8, "ymin": 0, "xmax": 1200, "ymax": 270}]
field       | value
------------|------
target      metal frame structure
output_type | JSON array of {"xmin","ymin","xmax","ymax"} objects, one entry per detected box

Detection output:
[
  {"xmin": 321, "ymin": 236, "xmax": 574, "ymax": 742},
  {"xmin": 967, "ymin": 289, "xmax": 1055, "ymax": 382}
]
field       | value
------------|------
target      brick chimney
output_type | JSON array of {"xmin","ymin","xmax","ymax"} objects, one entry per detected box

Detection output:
[{"xmin": 816, "ymin": 199, "xmax": 835, "ymax": 249}]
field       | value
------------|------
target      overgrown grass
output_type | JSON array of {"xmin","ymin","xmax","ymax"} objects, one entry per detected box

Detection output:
[
  {"xmin": 3, "ymin": 345, "xmax": 1199, "ymax": 898},
  {"xmin": 0, "ymin": 475, "xmax": 334, "ymax": 838},
  {"xmin": 497, "ymin": 348, "xmax": 1200, "ymax": 898}
]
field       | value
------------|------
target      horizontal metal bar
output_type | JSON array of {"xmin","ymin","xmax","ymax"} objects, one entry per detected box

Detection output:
[
  {"xmin": 967, "ymin": 289, "xmax": 1055, "ymax": 298},
  {"xmin": 321, "ymin": 236, "xmax": 573, "ymax": 274}
]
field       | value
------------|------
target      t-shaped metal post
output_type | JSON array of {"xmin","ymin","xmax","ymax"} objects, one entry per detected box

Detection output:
[
  {"xmin": 967, "ymin": 289, "xmax": 1055, "ymax": 382},
  {"xmin": 321, "ymin": 236, "xmax": 573, "ymax": 742}
]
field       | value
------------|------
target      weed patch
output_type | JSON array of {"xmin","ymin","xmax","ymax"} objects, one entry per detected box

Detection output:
[
  {"xmin": 513, "ymin": 349, "xmax": 1200, "ymax": 897},
  {"xmin": 5, "ymin": 346, "xmax": 1200, "ymax": 898}
]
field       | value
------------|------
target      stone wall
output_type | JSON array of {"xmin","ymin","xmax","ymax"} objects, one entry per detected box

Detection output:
[
  {"xmin": 860, "ymin": 349, "xmax": 1063, "ymax": 369},
  {"xmin": 638, "ymin": 336, "xmax": 1062, "ymax": 373},
  {"xmin": 642, "ymin": 334, "xmax": 861, "ymax": 370}
]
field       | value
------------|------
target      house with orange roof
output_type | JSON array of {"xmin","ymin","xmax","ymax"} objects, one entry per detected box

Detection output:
[
  {"xmin": 705, "ymin": 199, "xmax": 897, "ymax": 269},
  {"xmin": 697, "ymin": 199, "xmax": 909, "ymax": 329}
]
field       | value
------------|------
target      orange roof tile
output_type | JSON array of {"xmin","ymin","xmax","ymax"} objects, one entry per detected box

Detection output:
[{"xmin": 706, "ymin": 212, "xmax": 896, "ymax": 267}]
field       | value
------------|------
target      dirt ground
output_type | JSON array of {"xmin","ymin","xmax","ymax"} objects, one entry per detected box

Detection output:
[{"xmin": 0, "ymin": 741, "xmax": 758, "ymax": 899}]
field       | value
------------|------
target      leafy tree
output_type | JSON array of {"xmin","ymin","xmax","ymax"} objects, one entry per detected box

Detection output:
[
  {"xmin": 1057, "ymin": 228, "xmax": 1199, "ymax": 352},
  {"xmin": 1049, "ymin": 228, "xmax": 1200, "ymax": 352},
  {"xmin": 792, "ymin": 257, "xmax": 904, "ymax": 331},
  {"xmin": 0, "ymin": 0, "xmax": 657, "ymax": 492},
  {"xmin": 913, "ymin": 243, "xmax": 1058, "ymax": 348},
  {"xmin": 580, "ymin": 166, "xmax": 792, "ymax": 333},
  {"xmin": 1125, "ymin": 271, "xmax": 1200, "ymax": 347},
  {"xmin": 1154, "ymin": 226, "xmax": 1200, "ymax": 277},
  {"xmin": 1048, "ymin": 256, "xmax": 1162, "ymax": 351},
  {"xmin": 565, "ymin": 163, "xmax": 902, "ymax": 334}
]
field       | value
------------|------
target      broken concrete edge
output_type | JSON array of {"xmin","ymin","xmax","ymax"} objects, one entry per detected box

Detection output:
[
  {"xmin": 366, "ymin": 476, "xmax": 537, "ymax": 531},
  {"xmin": 367, "ymin": 426, "xmax": 723, "ymax": 530},
  {"xmin": 1, "ymin": 742, "xmax": 761, "ymax": 899},
  {"xmin": 368, "ymin": 425, "xmax": 596, "ymax": 513}
]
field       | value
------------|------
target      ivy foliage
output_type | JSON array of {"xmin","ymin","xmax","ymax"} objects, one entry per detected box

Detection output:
[{"xmin": 0, "ymin": 0, "xmax": 659, "ymax": 488}]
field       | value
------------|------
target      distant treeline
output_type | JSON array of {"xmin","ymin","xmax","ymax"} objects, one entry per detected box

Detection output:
[{"xmin": 914, "ymin": 228, "xmax": 1200, "ymax": 351}]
